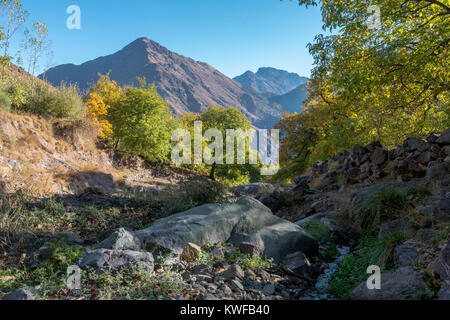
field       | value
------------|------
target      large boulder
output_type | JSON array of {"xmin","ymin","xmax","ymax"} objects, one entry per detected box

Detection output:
[
  {"xmin": 78, "ymin": 249, "xmax": 154, "ymax": 272},
  {"xmin": 135, "ymin": 197, "xmax": 319, "ymax": 263},
  {"xmin": 350, "ymin": 266, "xmax": 427, "ymax": 300}
]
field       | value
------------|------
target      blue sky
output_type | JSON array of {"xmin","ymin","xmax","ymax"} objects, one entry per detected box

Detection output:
[{"xmin": 10, "ymin": 0, "xmax": 325, "ymax": 78}]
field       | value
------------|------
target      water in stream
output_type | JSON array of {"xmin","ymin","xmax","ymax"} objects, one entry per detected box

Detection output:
[{"xmin": 299, "ymin": 245, "xmax": 350, "ymax": 300}]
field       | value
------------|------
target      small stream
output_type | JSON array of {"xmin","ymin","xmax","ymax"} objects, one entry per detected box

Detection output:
[{"xmin": 299, "ymin": 245, "xmax": 350, "ymax": 300}]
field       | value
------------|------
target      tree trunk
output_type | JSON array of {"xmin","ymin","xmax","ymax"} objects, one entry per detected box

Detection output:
[{"xmin": 209, "ymin": 162, "xmax": 217, "ymax": 181}]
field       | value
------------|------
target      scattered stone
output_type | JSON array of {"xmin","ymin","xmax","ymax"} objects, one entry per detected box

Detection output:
[
  {"xmin": 370, "ymin": 148, "xmax": 388, "ymax": 166},
  {"xmin": 436, "ymin": 128, "xmax": 450, "ymax": 145},
  {"xmin": 230, "ymin": 279, "xmax": 244, "ymax": 292},
  {"xmin": 78, "ymin": 249, "xmax": 154, "ymax": 272},
  {"xmin": 238, "ymin": 242, "xmax": 262, "ymax": 257},
  {"xmin": 440, "ymin": 240, "xmax": 450, "ymax": 283},
  {"xmin": 222, "ymin": 264, "xmax": 244, "ymax": 280},
  {"xmin": 96, "ymin": 228, "xmax": 142, "ymax": 251},
  {"xmin": 37, "ymin": 246, "xmax": 54, "ymax": 260},
  {"xmin": 350, "ymin": 267, "xmax": 427, "ymax": 300},
  {"xmin": 378, "ymin": 219, "xmax": 414, "ymax": 239},
  {"xmin": 394, "ymin": 241, "xmax": 423, "ymax": 267},
  {"xmin": 233, "ymin": 183, "xmax": 275, "ymax": 197},
  {"xmin": 432, "ymin": 198, "xmax": 450, "ymax": 222},
  {"xmin": 2, "ymin": 288, "xmax": 35, "ymax": 300},
  {"xmin": 427, "ymin": 162, "xmax": 450, "ymax": 181},
  {"xmin": 438, "ymin": 284, "xmax": 450, "ymax": 300},
  {"xmin": 244, "ymin": 269, "xmax": 256, "ymax": 280},
  {"xmin": 281, "ymin": 252, "xmax": 313, "ymax": 280},
  {"xmin": 262, "ymin": 283, "xmax": 276, "ymax": 296},
  {"xmin": 180, "ymin": 243, "xmax": 202, "ymax": 263}
]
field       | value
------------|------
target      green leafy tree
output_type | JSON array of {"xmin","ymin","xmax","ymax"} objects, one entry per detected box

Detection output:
[
  {"xmin": 108, "ymin": 84, "xmax": 175, "ymax": 162},
  {"xmin": 22, "ymin": 22, "xmax": 50, "ymax": 77},
  {"xmin": 0, "ymin": 0, "xmax": 28, "ymax": 58},
  {"xmin": 296, "ymin": 0, "xmax": 449, "ymax": 145},
  {"xmin": 178, "ymin": 105, "xmax": 261, "ymax": 185}
]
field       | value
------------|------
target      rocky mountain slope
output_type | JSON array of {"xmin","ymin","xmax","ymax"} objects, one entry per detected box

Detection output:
[
  {"xmin": 40, "ymin": 38, "xmax": 283, "ymax": 129},
  {"xmin": 268, "ymin": 83, "xmax": 308, "ymax": 114},
  {"xmin": 234, "ymin": 67, "xmax": 308, "ymax": 96}
]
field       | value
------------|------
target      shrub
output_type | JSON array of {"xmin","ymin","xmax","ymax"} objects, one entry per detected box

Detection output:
[
  {"xmin": 6, "ymin": 81, "xmax": 29, "ymax": 108},
  {"xmin": 355, "ymin": 184, "xmax": 408, "ymax": 234},
  {"xmin": 24, "ymin": 82, "xmax": 86, "ymax": 119},
  {"xmin": 328, "ymin": 231, "xmax": 410, "ymax": 299},
  {"xmin": 108, "ymin": 85, "xmax": 174, "ymax": 161},
  {"xmin": 182, "ymin": 180, "xmax": 229, "ymax": 207},
  {"xmin": 0, "ymin": 91, "xmax": 11, "ymax": 112},
  {"xmin": 303, "ymin": 219, "xmax": 332, "ymax": 243}
]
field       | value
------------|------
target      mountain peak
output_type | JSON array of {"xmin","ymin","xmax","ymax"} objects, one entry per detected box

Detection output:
[
  {"xmin": 234, "ymin": 67, "xmax": 308, "ymax": 96},
  {"xmin": 40, "ymin": 38, "xmax": 281, "ymax": 129}
]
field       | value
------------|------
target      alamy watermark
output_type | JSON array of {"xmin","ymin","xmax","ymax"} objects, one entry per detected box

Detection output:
[
  {"xmin": 66, "ymin": 265, "xmax": 81, "ymax": 290},
  {"xmin": 367, "ymin": 5, "xmax": 381, "ymax": 30},
  {"xmin": 171, "ymin": 121, "xmax": 280, "ymax": 176},
  {"xmin": 366, "ymin": 265, "xmax": 381, "ymax": 290},
  {"xmin": 66, "ymin": 5, "xmax": 81, "ymax": 30}
]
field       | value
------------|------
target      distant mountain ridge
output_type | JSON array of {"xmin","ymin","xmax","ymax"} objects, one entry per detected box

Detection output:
[
  {"xmin": 269, "ymin": 83, "xmax": 308, "ymax": 114},
  {"xmin": 233, "ymin": 67, "xmax": 308, "ymax": 96},
  {"xmin": 40, "ymin": 38, "xmax": 308, "ymax": 129}
]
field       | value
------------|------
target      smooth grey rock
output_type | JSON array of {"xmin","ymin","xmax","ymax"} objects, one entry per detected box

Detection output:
[
  {"xmin": 96, "ymin": 228, "xmax": 142, "ymax": 251},
  {"xmin": 1, "ymin": 288, "xmax": 35, "ymax": 300},
  {"xmin": 350, "ymin": 267, "xmax": 427, "ymax": 300},
  {"xmin": 135, "ymin": 197, "xmax": 318, "ymax": 263},
  {"xmin": 78, "ymin": 249, "xmax": 154, "ymax": 272}
]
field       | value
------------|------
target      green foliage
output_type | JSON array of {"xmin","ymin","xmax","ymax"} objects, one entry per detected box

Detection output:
[
  {"xmin": 303, "ymin": 219, "xmax": 331, "ymax": 243},
  {"xmin": 276, "ymin": 0, "xmax": 450, "ymax": 180},
  {"xmin": 178, "ymin": 105, "xmax": 262, "ymax": 186},
  {"xmin": 181, "ymin": 180, "xmax": 229, "ymax": 207},
  {"xmin": 197, "ymin": 245, "xmax": 274, "ymax": 272},
  {"xmin": 328, "ymin": 231, "xmax": 409, "ymax": 299},
  {"xmin": 356, "ymin": 185, "xmax": 408, "ymax": 233},
  {"xmin": 0, "ymin": 90, "xmax": 11, "ymax": 111},
  {"xmin": 108, "ymin": 85, "xmax": 175, "ymax": 162},
  {"xmin": 238, "ymin": 254, "xmax": 274, "ymax": 272},
  {"xmin": 23, "ymin": 82, "xmax": 86, "ymax": 119},
  {"xmin": 321, "ymin": 243, "xmax": 339, "ymax": 260},
  {"xmin": 0, "ymin": 241, "xmax": 84, "ymax": 298},
  {"xmin": 81, "ymin": 267, "xmax": 186, "ymax": 300},
  {"xmin": 6, "ymin": 79, "xmax": 29, "ymax": 108}
]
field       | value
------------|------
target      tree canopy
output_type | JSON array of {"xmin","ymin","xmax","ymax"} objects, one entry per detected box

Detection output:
[{"xmin": 274, "ymin": 0, "xmax": 449, "ymax": 182}]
